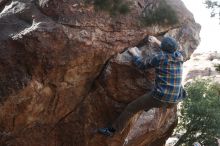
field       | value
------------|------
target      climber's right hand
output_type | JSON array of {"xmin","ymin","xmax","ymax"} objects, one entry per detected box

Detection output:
[{"xmin": 148, "ymin": 36, "xmax": 158, "ymax": 44}]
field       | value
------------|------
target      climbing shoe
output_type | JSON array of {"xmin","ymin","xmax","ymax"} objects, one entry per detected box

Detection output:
[{"xmin": 98, "ymin": 127, "xmax": 115, "ymax": 137}]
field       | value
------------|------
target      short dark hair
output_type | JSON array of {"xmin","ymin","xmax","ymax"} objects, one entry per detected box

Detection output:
[{"xmin": 160, "ymin": 37, "xmax": 178, "ymax": 53}]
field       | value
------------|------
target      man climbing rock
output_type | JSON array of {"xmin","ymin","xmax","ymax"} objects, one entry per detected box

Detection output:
[{"xmin": 98, "ymin": 36, "xmax": 186, "ymax": 136}]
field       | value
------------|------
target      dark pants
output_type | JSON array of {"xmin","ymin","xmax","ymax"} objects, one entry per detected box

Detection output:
[{"xmin": 112, "ymin": 92, "xmax": 176, "ymax": 133}]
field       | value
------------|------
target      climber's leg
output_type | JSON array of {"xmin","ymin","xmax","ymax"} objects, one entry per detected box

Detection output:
[
  {"xmin": 112, "ymin": 92, "xmax": 163, "ymax": 133},
  {"xmin": 98, "ymin": 92, "xmax": 162, "ymax": 136}
]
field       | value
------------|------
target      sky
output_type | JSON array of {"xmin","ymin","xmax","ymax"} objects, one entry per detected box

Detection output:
[{"xmin": 182, "ymin": 0, "xmax": 220, "ymax": 53}]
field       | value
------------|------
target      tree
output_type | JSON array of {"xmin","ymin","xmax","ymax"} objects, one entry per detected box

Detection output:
[
  {"xmin": 175, "ymin": 79, "xmax": 220, "ymax": 146},
  {"xmin": 85, "ymin": 0, "xmax": 131, "ymax": 15},
  {"xmin": 215, "ymin": 64, "xmax": 220, "ymax": 72},
  {"xmin": 204, "ymin": 0, "xmax": 220, "ymax": 19}
]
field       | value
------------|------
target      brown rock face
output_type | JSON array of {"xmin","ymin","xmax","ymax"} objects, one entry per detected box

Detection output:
[{"xmin": 0, "ymin": 0, "xmax": 200, "ymax": 146}]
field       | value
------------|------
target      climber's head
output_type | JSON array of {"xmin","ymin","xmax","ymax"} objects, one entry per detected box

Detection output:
[{"xmin": 160, "ymin": 37, "xmax": 178, "ymax": 53}]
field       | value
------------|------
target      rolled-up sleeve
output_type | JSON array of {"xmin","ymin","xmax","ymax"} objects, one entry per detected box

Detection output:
[
  {"xmin": 132, "ymin": 56, "xmax": 146, "ymax": 70},
  {"xmin": 132, "ymin": 54, "xmax": 160, "ymax": 70}
]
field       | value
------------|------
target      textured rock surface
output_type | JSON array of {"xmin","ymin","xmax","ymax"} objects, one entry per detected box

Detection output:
[{"xmin": 0, "ymin": 0, "xmax": 200, "ymax": 146}]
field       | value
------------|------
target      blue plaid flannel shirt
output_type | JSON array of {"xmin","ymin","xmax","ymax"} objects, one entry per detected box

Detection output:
[{"xmin": 133, "ymin": 50, "xmax": 184, "ymax": 103}]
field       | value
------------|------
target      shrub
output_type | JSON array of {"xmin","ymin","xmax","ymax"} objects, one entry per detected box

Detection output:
[
  {"xmin": 214, "ymin": 64, "xmax": 220, "ymax": 72},
  {"xmin": 175, "ymin": 79, "xmax": 220, "ymax": 146},
  {"xmin": 85, "ymin": 0, "xmax": 131, "ymax": 15},
  {"xmin": 204, "ymin": 0, "xmax": 220, "ymax": 18},
  {"xmin": 141, "ymin": 0, "xmax": 178, "ymax": 26}
]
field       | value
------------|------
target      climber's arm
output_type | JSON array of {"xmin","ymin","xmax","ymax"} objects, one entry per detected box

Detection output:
[
  {"xmin": 128, "ymin": 47, "xmax": 147, "ymax": 70},
  {"xmin": 133, "ymin": 55, "xmax": 160, "ymax": 70},
  {"xmin": 132, "ymin": 56, "xmax": 146, "ymax": 70},
  {"xmin": 177, "ymin": 45, "xmax": 187, "ymax": 59},
  {"xmin": 148, "ymin": 36, "xmax": 161, "ymax": 47},
  {"xmin": 128, "ymin": 47, "xmax": 160, "ymax": 70}
]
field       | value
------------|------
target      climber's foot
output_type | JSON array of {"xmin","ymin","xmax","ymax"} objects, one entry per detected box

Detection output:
[{"xmin": 98, "ymin": 127, "xmax": 115, "ymax": 137}]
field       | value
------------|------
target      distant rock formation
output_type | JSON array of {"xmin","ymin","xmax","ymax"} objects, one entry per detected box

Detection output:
[
  {"xmin": 0, "ymin": 0, "xmax": 200, "ymax": 146},
  {"xmin": 184, "ymin": 52, "xmax": 220, "ymax": 83}
]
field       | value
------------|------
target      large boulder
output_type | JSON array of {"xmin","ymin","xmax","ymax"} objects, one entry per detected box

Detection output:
[{"xmin": 0, "ymin": 0, "xmax": 200, "ymax": 146}]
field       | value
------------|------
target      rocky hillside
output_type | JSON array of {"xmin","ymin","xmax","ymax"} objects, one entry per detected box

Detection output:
[
  {"xmin": 184, "ymin": 51, "xmax": 220, "ymax": 82},
  {"xmin": 0, "ymin": 0, "xmax": 200, "ymax": 146}
]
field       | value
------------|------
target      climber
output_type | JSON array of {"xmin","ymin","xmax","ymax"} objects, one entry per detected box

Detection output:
[{"xmin": 98, "ymin": 35, "xmax": 186, "ymax": 136}]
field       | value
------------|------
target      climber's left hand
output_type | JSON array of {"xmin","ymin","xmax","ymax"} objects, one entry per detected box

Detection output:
[{"xmin": 128, "ymin": 47, "xmax": 140, "ymax": 56}]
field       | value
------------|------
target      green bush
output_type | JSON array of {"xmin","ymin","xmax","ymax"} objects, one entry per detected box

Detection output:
[
  {"xmin": 141, "ymin": 0, "xmax": 178, "ymax": 26},
  {"xmin": 85, "ymin": 0, "xmax": 131, "ymax": 15},
  {"xmin": 214, "ymin": 64, "xmax": 220, "ymax": 72},
  {"xmin": 175, "ymin": 79, "xmax": 220, "ymax": 146},
  {"xmin": 204, "ymin": 0, "xmax": 220, "ymax": 18}
]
